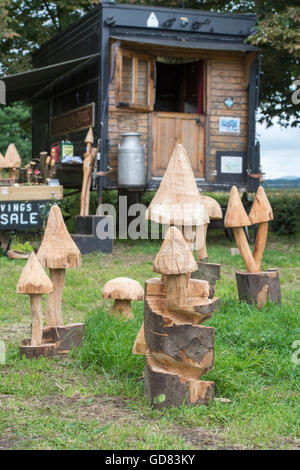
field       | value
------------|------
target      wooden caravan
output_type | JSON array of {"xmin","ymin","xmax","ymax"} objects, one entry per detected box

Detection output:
[{"xmin": 2, "ymin": 1, "xmax": 261, "ymax": 197}]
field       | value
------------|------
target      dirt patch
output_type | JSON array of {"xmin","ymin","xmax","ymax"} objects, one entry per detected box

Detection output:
[
  {"xmin": 0, "ymin": 438, "xmax": 15, "ymax": 450},
  {"xmin": 176, "ymin": 426, "xmax": 245, "ymax": 450}
]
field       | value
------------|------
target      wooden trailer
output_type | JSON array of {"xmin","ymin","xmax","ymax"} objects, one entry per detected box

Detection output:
[{"xmin": 2, "ymin": 1, "xmax": 261, "ymax": 201}]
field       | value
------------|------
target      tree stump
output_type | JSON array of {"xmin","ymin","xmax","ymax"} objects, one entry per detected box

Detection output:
[
  {"xmin": 143, "ymin": 276, "xmax": 218, "ymax": 409},
  {"xmin": 235, "ymin": 269, "xmax": 281, "ymax": 309},
  {"xmin": 20, "ymin": 339, "xmax": 56, "ymax": 359},
  {"xmin": 191, "ymin": 262, "xmax": 221, "ymax": 299},
  {"xmin": 42, "ymin": 323, "xmax": 85, "ymax": 352}
]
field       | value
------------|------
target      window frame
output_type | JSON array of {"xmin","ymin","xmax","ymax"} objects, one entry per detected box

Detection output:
[{"xmin": 115, "ymin": 47, "xmax": 154, "ymax": 112}]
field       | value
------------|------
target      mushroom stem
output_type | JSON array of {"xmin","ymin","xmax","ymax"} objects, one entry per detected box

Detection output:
[
  {"xmin": 166, "ymin": 274, "xmax": 188, "ymax": 309},
  {"xmin": 110, "ymin": 299, "xmax": 133, "ymax": 320},
  {"xmin": 46, "ymin": 268, "xmax": 65, "ymax": 326},
  {"xmin": 196, "ymin": 224, "xmax": 208, "ymax": 261},
  {"xmin": 30, "ymin": 294, "xmax": 43, "ymax": 346},
  {"xmin": 233, "ymin": 227, "xmax": 258, "ymax": 273},
  {"xmin": 253, "ymin": 221, "xmax": 268, "ymax": 272}
]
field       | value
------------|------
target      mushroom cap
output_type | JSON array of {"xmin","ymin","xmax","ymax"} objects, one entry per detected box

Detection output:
[
  {"xmin": 224, "ymin": 186, "xmax": 251, "ymax": 228},
  {"xmin": 145, "ymin": 144, "xmax": 210, "ymax": 226},
  {"xmin": 200, "ymin": 195, "xmax": 223, "ymax": 220},
  {"xmin": 153, "ymin": 226, "xmax": 198, "ymax": 275},
  {"xmin": 16, "ymin": 252, "xmax": 53, "ymax": 295},
  {"xmin": 38, "ymin": 205, "xmax": 81, "ymax": 269},
  {"xmin": 3, "ymin": 143, "xmax": 22, "ymax": 168},
  {"xmin": 102, "ymin": 277, "xmax": 144, "ymax": 301},
  {"xmin": 84, "ymin": 127, "xmax": 94, "ymax": 144},
  {"xmin": 249, "ymin": 186, "xmax": 273, "ymax": 224}
]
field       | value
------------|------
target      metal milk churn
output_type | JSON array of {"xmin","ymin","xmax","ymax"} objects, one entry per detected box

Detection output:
[{"xmin": 118, "ymin": 133, "xmax": 145, "ymax": 188}]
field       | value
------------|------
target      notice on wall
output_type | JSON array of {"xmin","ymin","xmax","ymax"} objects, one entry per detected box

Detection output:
[
  {"xmin": 0, "ymin": 201, "xmax": 47, "ymax": 230},
  {"xmin": 219, "ymin": 117, "xmax": 240, "ymax": 134}
]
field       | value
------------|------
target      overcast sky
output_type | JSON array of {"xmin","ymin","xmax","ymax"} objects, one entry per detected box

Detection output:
[{"xmin": 257, "ymin": 120, "xmax": 300, "ymax": 180}]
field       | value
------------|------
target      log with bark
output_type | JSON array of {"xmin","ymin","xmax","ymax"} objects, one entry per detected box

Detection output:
[{"xmin": 136, "ymin": 227, "xmax": 219, "ymax": 409}]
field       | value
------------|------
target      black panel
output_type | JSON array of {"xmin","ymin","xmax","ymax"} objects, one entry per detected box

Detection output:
[{"xmin": 216, "ymin": 151, "xmax": 247, "ymax": 185}]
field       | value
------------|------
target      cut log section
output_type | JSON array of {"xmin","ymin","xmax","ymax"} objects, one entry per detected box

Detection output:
[
  {"xmin": 235, "ymin": 269, "xmax": 281, "ymax": 309},
  {"xmin": 42, "ymin": 323, "xmax": 85, "ymax": 351},
  {"xmin": 141, "ymin": 275, "xmax": 218, "ymax": 408},
  {"xmin": 191, "ymin": 262, "xmax": 221, "ymax": 299}
]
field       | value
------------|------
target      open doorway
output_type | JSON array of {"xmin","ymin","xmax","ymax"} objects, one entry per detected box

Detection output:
[{"xmin": 154, "ymin": 59, "xmax": 204, "ymax": 114}]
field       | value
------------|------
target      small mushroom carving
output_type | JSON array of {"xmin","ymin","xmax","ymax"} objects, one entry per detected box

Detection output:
[
  {"xmin": 102, "ymin": 277, "xmax": 144, "ymax": 320},
  {"xmin": 16, "ymin": 252, "xmax": 53, "ymax": 346}
]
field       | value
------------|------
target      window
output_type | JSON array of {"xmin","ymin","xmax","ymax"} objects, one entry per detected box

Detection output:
[{"xmin": 116, "ymin": 48, "xmax": 154, "ymax": 111}]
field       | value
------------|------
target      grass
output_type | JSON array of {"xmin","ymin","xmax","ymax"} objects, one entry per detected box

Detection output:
[{"xmin": 0, "ymin": 231, "xmax": 299, "ymax": 450}]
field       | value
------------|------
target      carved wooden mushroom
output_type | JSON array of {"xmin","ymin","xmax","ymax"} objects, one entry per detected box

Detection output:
[
  {"xmin": 102, "ymin": 277, "xmax": 144, "ymax": 320},
  {"xmin": 249, "ymin": 186, "xmax": 274, "ymax": 272},
  {"xmin": 197, "ymin": 195, "xmax": 223, "ymax": 261},
  {"xmin": 4, "ymin": 143, "xmax": 22, "ymax": 183},
  {"xmin": 153, "ymin": 226, "xmax": 198, "ymax": 308},
  {"xmin": 17, "ymin": 252, "xmax": 54, "ymax": 357},
  {"xmin": 38, "ymin": 205, "xmax": 82, "ymax": 327},
  {"xmin": 145, "ymin": 144, "xmax": 209, "ymax": 250},
  {"xmin": 224, "ymin": 186, "xmax": 258, "ymax": 273}
]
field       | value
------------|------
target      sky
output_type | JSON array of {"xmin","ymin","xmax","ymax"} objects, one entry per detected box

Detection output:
[{"xmin": 256, "ymin": 120, "xmax": 300, "ymax": 180}]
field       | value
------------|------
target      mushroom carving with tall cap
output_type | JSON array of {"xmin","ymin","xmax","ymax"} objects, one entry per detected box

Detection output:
[
  {"xmin": 16, "ymin": 252, "xmax": 53, "ymax": 346},
  {"xmin": 102, "ymin": 277, "xmax": 144, "ymax": 320},
  {"xmin": 248, "ymin": 186, "xmax": 274, "ymax": 272},
  {"xmin": 38, "ymin": 204, "xmax": 81, "ymax": 327},
  {"xmin": 224, "ymin": 186, "xmax": 258, "ymax": 273},
  {"xmin": 197, "ymin": 196, "xmax": 223, "ymax": 260},
  {"xmin": 145, "ymin": 144, "xmax": 209, "ymax": 250}
]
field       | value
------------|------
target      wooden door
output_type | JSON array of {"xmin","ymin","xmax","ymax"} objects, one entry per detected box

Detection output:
[{"xmin": 151, "ymin": 112, "xmax": 205, "ymax": 178}]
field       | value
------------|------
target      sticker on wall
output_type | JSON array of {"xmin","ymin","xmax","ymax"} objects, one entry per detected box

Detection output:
[
  {"xmin": 221, "ymin": 156, "xmax": 243, "ymax": 174},
  {"xmin": 147, "ymin": 13, "xmax": 159, "ymax": 28},
  {"xmin": 219, "ymin": 117, "xmax": 240, "ymax": 134}
]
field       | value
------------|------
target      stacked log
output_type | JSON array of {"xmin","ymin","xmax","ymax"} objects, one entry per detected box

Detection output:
[{"xmin": 143, "ymin": 227, "xmax": 219, "ymax": 409}]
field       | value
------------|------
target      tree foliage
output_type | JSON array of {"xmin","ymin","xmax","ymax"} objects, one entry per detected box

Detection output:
[
  {"xmin": 0, "ymin": 103, "xmax": 32, "ymax": 163},
  {"xmin": 0, "ymin": 0, "xmax": 299, "ymax": 126}
]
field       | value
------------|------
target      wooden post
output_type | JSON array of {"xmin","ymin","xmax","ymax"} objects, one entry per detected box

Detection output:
[{"xmin": 80, "ymin": 127, "xmax": 97, "ymax": 217}]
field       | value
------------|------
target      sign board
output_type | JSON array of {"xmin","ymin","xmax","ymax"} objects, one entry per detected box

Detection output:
[
  {"xmin": 51, "ymin": 103, "xmax": 95, "ymax": 138},
  {"xmin": 0, "ymin": 201, "xmax": 49, "ymax": 230}
]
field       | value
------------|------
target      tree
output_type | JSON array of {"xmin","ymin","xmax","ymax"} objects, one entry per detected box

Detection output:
[{"xmin": 0, "ymin": 103, "xmax": 32, "ymax": 163}]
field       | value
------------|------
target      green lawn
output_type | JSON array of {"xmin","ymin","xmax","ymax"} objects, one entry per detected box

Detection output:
[{"xmin": 0, "ymin": 231, "xmax": 299, "ymax": 450}]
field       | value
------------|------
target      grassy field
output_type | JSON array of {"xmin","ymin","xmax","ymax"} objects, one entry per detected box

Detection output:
[{"xmin": 0, "ymin": 231, "xmax": 299, "ymax": 450}]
